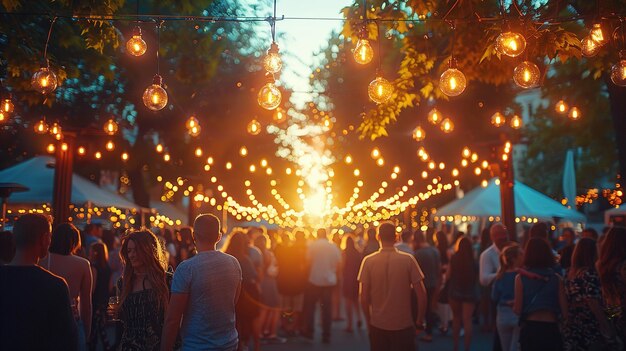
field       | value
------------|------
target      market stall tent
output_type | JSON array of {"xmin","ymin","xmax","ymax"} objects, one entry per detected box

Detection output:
[
  {"xmin": 0, "ymin": 156, "xmax": 141, "ymax": 210},
  {"xmin": 436, "ymin": 178, "xmax": 586, "ymax": 223}
]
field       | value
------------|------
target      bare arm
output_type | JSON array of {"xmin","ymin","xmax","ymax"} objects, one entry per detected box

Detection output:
[
  {"xmin": 161, "ymin": 293, "xmax": 189, "ymax": 351},
  {"xmin": 81, "ymin": 261, "xmax": 93, "ymax": 340},
  {"xmin": 513, "ymin": 274, "xmax": 523, "ymax": 315}
]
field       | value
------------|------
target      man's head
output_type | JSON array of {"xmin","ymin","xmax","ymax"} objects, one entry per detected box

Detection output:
[
  {"xmin": 401, "ymin": 229, "xmax": 412, "ymax": 244},
  {"xmin": 490, "ymin": 223, "xmax": 509, "ymax": 249},
  {"xmin": 529, "ymin": 222, "xmax": 549, "ymax": 240},
  {"xmin": 581, "ymin": 228, "xmax": 598, "ymax": 240},
  {"xmin": 193, "ymin": 214, "xmax": 221, "ymax": 246},
  {"xmin": 246, "ymin": 227, "xmax": 263, "ymax": 243},
  {"xmin": 316, "ymin": 228, "xmax": 327, "ymax": 239},
  {"xmin": 413, "ymin": 230, "xmax": 426, "ymax": 247},
  {"xmin": 13, "ymin": 214, "xmax": 52, "ymax": 259},
  {"xmin": 377, "ymin": 222, "xmax": 397, "ymax": 245}
]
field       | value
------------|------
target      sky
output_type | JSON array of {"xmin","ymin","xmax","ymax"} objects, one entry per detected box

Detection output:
[{"xmin": 273, "ymin": 0, "xmax": 352, "ymax": 108}]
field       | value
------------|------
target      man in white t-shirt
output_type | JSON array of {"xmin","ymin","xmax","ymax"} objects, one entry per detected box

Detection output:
[{"xmin": 302, "ymin": 228, "xmax": 341, "ymax": 344}]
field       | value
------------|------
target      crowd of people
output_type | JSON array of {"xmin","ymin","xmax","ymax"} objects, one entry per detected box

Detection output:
[{"xmin": 0, "ymin": 213, "xmax": 625, "ymax": 351}]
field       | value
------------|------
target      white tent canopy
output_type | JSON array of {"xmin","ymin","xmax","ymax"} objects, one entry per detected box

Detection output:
[
  {"xmin": 0, "ymin": 156, "xmax": 141, "ymax": 210},
  {"xmin": 437, "ymin": 178, "xmax": 586, "ymax": 223}
]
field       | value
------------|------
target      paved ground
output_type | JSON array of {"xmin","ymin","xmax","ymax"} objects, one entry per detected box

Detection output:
[{"xmin": 262, "ymin": 320, "xmax": 493, "ymax": 351}]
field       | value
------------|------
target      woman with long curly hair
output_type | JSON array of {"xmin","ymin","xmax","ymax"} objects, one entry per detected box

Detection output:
[
  {"xmin": 224, "ymin": 231, "xmax": 260, "ymax": 351},
  {"xmin": 113, "ymin": 230, "xmax": 171, "ymax": 351},
  {"xmin": 597, "ymin": 226, "xmax": 626, "ymax": 345}
]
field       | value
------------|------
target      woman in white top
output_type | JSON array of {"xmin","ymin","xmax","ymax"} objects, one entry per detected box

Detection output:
[{"xmin": 43, "ymin": 223, "xmax": 93, "ymax": 351}]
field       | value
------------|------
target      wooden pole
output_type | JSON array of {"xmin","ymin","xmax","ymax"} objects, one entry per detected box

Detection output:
[{"xmin": 52, "ymin": 135, "xmax": 75, "ymax": 228}]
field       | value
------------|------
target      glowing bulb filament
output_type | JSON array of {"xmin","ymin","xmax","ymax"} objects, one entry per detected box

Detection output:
[
  {"xmin": 449, "ymin": 77, "xmax": 457, "ymax": 89},
  {"xmin": 152, "ymin": 93, "xmax": 159, "ymax": 104},
  {"xmin": 40, "ymin": 77, "xmax": 48, "ymax": 87}
]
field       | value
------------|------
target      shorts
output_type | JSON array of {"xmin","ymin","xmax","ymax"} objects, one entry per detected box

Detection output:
[{"xmin": 281, "ymin": 294, "xmax": 304, "ymax": 312}]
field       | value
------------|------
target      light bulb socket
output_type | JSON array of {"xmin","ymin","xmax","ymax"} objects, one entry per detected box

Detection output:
[
  {"xmin": 264, "ymin": 73, "xmax": 276, "ymax": 83},
  {"xmin": 448, "ymin": 57, "xmax": 458, "ymax": 69},
  {"xmin": 358, "ymin": 24, "xmax": 368, "ymax": 40},
  {"xmin": 268, "ymin": 42, "xmax": 279, "ymax": 54},
  {"xmin": 375, "ymin": 68, "xmax": 384, "ymax": 77},
  {"xmin": 152, "ymin": 74, "xmax": 163, "ymax": 86},
  {"xmin": 40, "ymin": 58, "xmax": 51, "ymax": 69},
  {"xmin": 133, "ymin": 26, "xmax": 142, "ymax": 36}
]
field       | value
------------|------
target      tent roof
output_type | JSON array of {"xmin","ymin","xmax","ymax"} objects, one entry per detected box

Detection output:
[
  {"xmin": 0, "ymin": 156, "xmax": 141, "ymax": 210},
  {"xmin": 437, "ymin": 178, "xmax": 586, "ymax": 223}
]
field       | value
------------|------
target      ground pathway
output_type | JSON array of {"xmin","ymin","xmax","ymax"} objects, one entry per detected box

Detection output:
[{"xmin": 262, "ymin": 320, "xmax": 493, "ymax": 351}]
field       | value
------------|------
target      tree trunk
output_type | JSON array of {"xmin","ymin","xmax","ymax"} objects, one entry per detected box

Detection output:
[{"xmin": 605, "ymin": 77, "xmax": 626, "ymax": 201}]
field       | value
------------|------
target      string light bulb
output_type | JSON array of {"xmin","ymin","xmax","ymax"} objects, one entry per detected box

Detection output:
[
  {"xmin": 510, "ymin": 115, "xmax": 523, "ymax": 129},
  {"xmin": 185, "ymin": 116, "xmax": 199, "ymax": 130},
  {"xmin": 440, "ymin": 118, "xmax": 454, "ymax": 133},
  {"xmin": 240, "ymin": 146, "xmax": 248, "ymax": 157},
  {"xmin": 77, "ymin": 146, "xmax": 86, "ymax": 155},
  {"xmin": 371, "ymin": 147, "xmax": 381, "ymax": 159},
  {"xmin": 412, "ymin": 125, "xmax": 426, "ymax": 141},
  {"xmin": 34, "ymin": 119, "xmax": 48, "ymax": 134},
  {"xmin": 491, "ymin": 112, "xmax": 506, "ymax": 127},
  {"xmin": 2, "ymin": 96, "xmax": 14, "ymax": 113},
  {"xmin": 368, "ymin": 74, "xmax": 393, "ymax": 104},
  {"xmin": 354, "ymin": 38, "xmax": 374, "ymax": 65},
  {"xmin": 104, "ymin": 119, "xmax": 118, "ymax": 135},
  {"xmin": 188, "ymin": 125, "xmax": 201, "ymax": 137},
  {"xmin": 568, "ymin": 107, "xmax": 581, "ymax": 120},
  {"xmin": 194, "ymin": 147, "xmax": 203, "ymax": 157},
  {"xmin": 610, "ymin": 52, "xmax": 626, "ymax": 87},
  {"xmin": 46, "ymin": 144, "xmax": 55, "ymax": 154},
  {"xmin": 439, "ymin": 59, "xmax": 466, "ymax": 97},
  {"xmin": 513, "ymin": 61, "xmax": 540, "ymax": 89},
  {"xmin": 106, "ymin": 140, "xmax": 115, "ymax": 151},
  {"xmin": 495, "ymin": 31, "xmax": 526, "ymax": 57},
  {"xmin": 581, "ymin": 36, "xmax": 601, "ymax": 57},
  {"xmin": 49, "ymin": 122, "xmax": 61, "ymax": 137},
  {"xmin": 31, "ymin": 64, "xmax": 58, "ymax": 94},
  {"xmin": 126, "ymin": 26, "xmax": 147, "ymax": 56},
  {"xmin": 143, "ymin": 75, "xmax": 168, "ymax": 111},
  {"xmin": 0, "ymin": 112, "xmax": 6, "ymax": 123},
  {"xmin": 95, "ymin": 151, "xmax": 102, "ymax": 159},
  {"xmin": 273, "ymin": 108, "xmax": 287, "ymax": 123},
  {"xmin": 555, "ymin": 100, "xmax": 568, "ymax": 114},
  {"xmin": 590, "ymin": 23, "xmax": 606, "ymax": 46},
  {"xmin": 247, "ymin": 119, "xmax": 261, "ymax": 135},
  {"xmin": 156, "ymin": 143, "xmax": 164, "ymax": 153},
  {"xmin": 258, "ymin": 75, "xmax": 282, "ymax": 110},
  {"xmin": 121, "ymin": 152, "xmax": 129, "ymax": 161},
  {"xmin": 427, "ymin": 108, "xmax": 442, "ymax": 124},
  {"xmin": 263, "ymin": 42, "xmax": 282, "ymax": 74}
]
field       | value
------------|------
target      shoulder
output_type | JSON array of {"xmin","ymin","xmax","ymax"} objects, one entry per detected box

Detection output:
[{"xmin": 38, "ymin": 266, "xmax": 70, "ymax": 291}]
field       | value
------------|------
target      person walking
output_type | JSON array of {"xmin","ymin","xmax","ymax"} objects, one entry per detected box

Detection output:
[
  {"xmin": 43, "ymin": 222, "xmax": 93, "ymax": 351},
  {"xmin": 302, "ymin": 228, "xmax": 341, "ymax": 343},
  {"xmin": 0, "ymin": 214, "xmax": 78, "ymax": 351},
  {"xmin": 564, "ymin": 238, "xmax": 617, "ymax": 351},
  {"xmin": 89, "ymin": 242, "xmax": 113, "ymax": 351},
  {"xmin": 341, "ymin": 233, "xmax": 364, "ymax": 333},
  {"xmin": 492, "ymin": 244, "xmax": 523, "ymax": 351},
  {"xmin": 161, "ymin": 214, "xmax": 242, "ymax": 351},
  {"xmin": 254, "ymin": 233, "xmax": 284, "ymax": 343},
  {"xmin": 275, "ymin": 230, "xmax": 308, "ymax": 336},
  {"xmin": 448, "ymin": 237, "xmax": 480, "ymax": 351},
  {"xmin": 358, "ymin": 222, "xmax": 427, "ymax": 351},
  {"xmin": 434, "ymin": 230, "xmax": 451, "ymax": 334},
  {"xmin": 513, "ymin": 238, "xmax": 567, "ymax": 351},
  {"xmin": 597, "ymin": 226, "xmax": 626, "ymax": 347},
  {"xmin": 113, "ymin": 230, "xmax": 171, "ymax": 351},
  {"xmin": 413, "ymin": 230, "xmax": 441, "ymax": 342}
]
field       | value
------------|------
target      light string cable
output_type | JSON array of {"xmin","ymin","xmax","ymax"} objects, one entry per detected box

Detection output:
[{"xmin": 42, "ymin": 16, "xmax": 58, "ymax": 66}]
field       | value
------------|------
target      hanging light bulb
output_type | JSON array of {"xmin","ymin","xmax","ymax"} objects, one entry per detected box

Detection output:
[
  {"xmin": 143, "ymin": 75, "xmax": 168, "ymax": 111},
  {"xmin": 427, "ymin": 108, "xmax": 442, "ymax": 124},
  {"xmin": 513, "ymin": 61, "xmax": 541, "ymax": 89},
  {"xmin": 510, "ymin": 115, "xmax": 523, "ymax": 129},
  {"xmin": 34, "ymin": 119, "xmax": 48, "ymax": 134},
  {"xmin": 440, "ymin": 118, "xmax": 454, "ymax": 133},
  {"xmin": 371, "ymin": 147, "xmax": 381, "ymax": 159},
  {"xmin": 2, "ymin": 95, "xmax": 14, "ymax": 113},
  {"xmin": 46, "ymin": 144, "xmax": 55, "ymax": 154},
  {"xmin": 368, "ymin": 74, "xmax": 393, "ymax": 104},
  {"xmin": 247, "ymin": 119, "xmax": 262, "ymax": 135},
  {"xmin": 491, "ymin": 112, "xmax": 506, "ymax": 127},
  {"xmin": 185, "ymin": 116, "xmax": 199, "ymax": 130},
  {"xmin": 258, "ymin": 75, "xmax": 282, "ymax": 110},
  {"xmin": 240, "ymin": 146, "xmax": 248, "ymax": 157},
  {"xmin": 439, "ymin": 59, "xmax": 466, "ymax": 97},
  {"xmin": 188, "ymin": 125, "xmax": 201, "ymax": 137},
  {"xmin": 555, "ymin": 100, "xmax": 568, "ymax": 114},
  {"xmin": 104, "ymin": 119, "xmax": 118, "ymax": 135},
  {"xmin": 412, "ymin": 125, "xmax": 426, "ymax": 141},
  {"xmin": 155, "ymin": 143, "xmax": 164, "ymax": 153},
  {"xmin": 610, "ymin": 52, "xmax": 626, "ymax": 86},
  {"xmin": 31, "ymin": 64, "xmax": 58, "ymax": 94},
  {"xmin": 0, "ymin": 111, "xmax": 6, "ymax": 123},
  {"xmin": 49, "ymin": 122, "xmax": 61, "ymax": 137},
  {"xmin": 263, "ymin": 42, "xmax": 282, "ymax": 74},
  {"xmin": 95, "ymin": 151, "xmax": 102, "ymax": 159},
  {"xmin": 163, "ymin": 153, "xmax": 170, "ymax": 162},
  {"xmin": 581, "ymin": 36, "xmax": 601, "ymax": 57},
  {"xmin": 194, "ymin": 147, "xmax": 203, "ymax": 157},
  {"xmin": 77, "ymin": 146, "xmax": 86, "ymax": 155},
  {"xmin": 590, "ymin": 23, "xmax": 606, "ymax": 46},
  {"xmin": 495, "ymin": 31, "xmax": 527, "ymax": 57},
  {"xmin": 126, "ymin": 26, "xmax": 147, "ymax": 56},
  {"xmin": 121, "ymin": 152, "xmax": 129, "ymax": 161},
  {"xmin": 106, "ymin": 140, "xmax": 115, "ymax": 151},
  {"xmin": 354, "ymin": 38, "xmax": 374, "ymax": 65},
  {"xmin": 568, "ymin": 107, "xmax": 581, "ymax": 120},
  {"xmin": 273, "ymin": 108, "xmax": 287, "ymax": 123}
]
